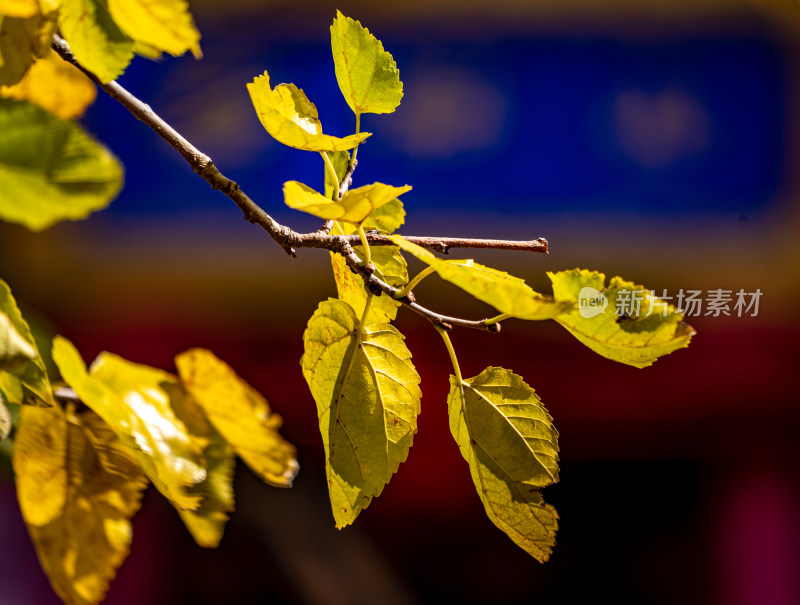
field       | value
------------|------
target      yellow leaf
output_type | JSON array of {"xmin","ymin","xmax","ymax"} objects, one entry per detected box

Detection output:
[
  {"xmin": 1, "ymin": 49, "xmax": 96, "ymax": 118},
  {"xmin": 0, "ymin": 278, "xmax": 53, "ymax": 405},
  {"xmin": 167, "ymin": 383, "xmax": 235, "ymax": 548},
  {"xmin": 0, "ymin": 10, "xmax": 56, "ymax": 86},
  {"xmin": 52, "ymin": 336, "xmax": 207, "ymax": 511},
  {"xmin": 284, "ymin": 180, "xmax": 411, "ymax": 224},
  {"xmin": 247, "ymin": 70, "xmax": 370, "ymax": 152},
  {"xmin": 107, "ymin": 0, "xmax": 200, "ymax": 58},
  {"xmin": 447, "ymin": 369, "xmax": 558, "ymax": 562},
  {"xmin": 176, "ymin": 348, "xmax": 298, "ymax": 488},
  {"xmin": 59, "ymin": 0, "xmax": 134, "ymax": 84},
  {"xmin": 391, "ymin": 235, "xmax": 573, "ymax": 320},
  {"xmin": 14, "ymin": 405, "xmax": 147, "ymax": 605},
  {"xmin": 0, "ymin": 0, "xmax": 39, "ymax": 18},
  {"xmin": 302, "ymin": 299, "xmax": 421, "ymax": 527}
]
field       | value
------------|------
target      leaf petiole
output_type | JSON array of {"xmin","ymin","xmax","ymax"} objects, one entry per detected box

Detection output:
[
  {"xmin": 351, "ymin": 113, "xmax": 362, "ymax": 166},
  {"xmin": 484, "ymin": 313, "xmax": 512, "ymax": 325},
  {"xmin": 321, "ymin": 151, "xmax": 340, "ymax": 197},
  {"xmin": 394, "ymin": 266, "xmax": 436, "ymax": 299},
  {"xmin": 357, "ymin": 222, "xmax": 372, "ymax": 265},
  {"xmin": 436, "ymin": 326, "xmax": 463, "ymax": 386}
]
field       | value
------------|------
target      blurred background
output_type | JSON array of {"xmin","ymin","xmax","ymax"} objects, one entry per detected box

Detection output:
[{"xmin": 2, "ymin": 0, "xmax": 800, "ymax": 603}]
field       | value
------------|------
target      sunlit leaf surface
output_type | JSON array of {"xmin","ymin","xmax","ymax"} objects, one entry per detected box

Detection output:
[
  {"xmin": 391, "ymin": 235, "xmax": 571, "ymax": 320},
  {"xmin": 302, "ymin": 299, "xmax": 420, "ymax": 527},
  {"xmin": 247, "ymin": 71, "xmax": 370, "ymax": 152},
  {"xmin": 447, "ymin": 368, "xmax": 558, "ymax": 562},
  {"xmin": 548, "ymin": 269, "xmax": 695, "ymax": 368},
  {"xmin": 331, "ymin": 10, "xmax": 403, "ymax": 115},
  {"xmin": 107, "ymin": 0, "xmax": 200, "ymax": 57},
  {"xmin": 176, "ymin": 348, "xmax": 298, "ymax": 488},
  {"xmin": 14, "ymin": 405, "xmax": 147, "ymax": 605}
]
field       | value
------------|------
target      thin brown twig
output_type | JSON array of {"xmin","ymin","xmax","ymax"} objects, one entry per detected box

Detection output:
[{"xmin": 51, "ymin": 35, "xmax": 546, "ymax": 331}]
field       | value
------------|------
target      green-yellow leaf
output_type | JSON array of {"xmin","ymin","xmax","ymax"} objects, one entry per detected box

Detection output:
[
  {"xmin": 548, "ymin": 268, "xmax": 695, "ymax": 368},
  {"xmin": 330, "ymin": 221, "xmax": 407, "ymax": 324},
  {"xmin": 175, "ymin": 348, "xmax": 298, "ymax": 488},
  {"xmin": 107, "ymin": 0, "xmax": 201, "ymax": 58},
  {"xmin": 284, "ymin": 180, "xmax": 411, "ymax": 224},
  {"xmin": 14, "ymin": 405, "xmax": 147, "ymax": 605},
  {"xmin": 52, "ymin": 336, "xmax": 207, "ymax": 511},
  {"xmin": 390, "ymin": 235, "xmax": 572, "ymax": 320},
  {"xmin": 59, "ymin": 0, "xmax": 134, "ymax": 83},
  {"xmin": 0, "ymin": 99, "xmax": 123, "ymax": 231},
  {"xmin": 0, "ymin": 278, "xmax": 52, "ymax": 405},
  {"xmin": 0, "ymin": 11, "xmax": 56, "ymax": 86},
  {"xmin": 330, "ymin": 11, "xmax": 403, "ymax": 116},
  {"xmin": 167, "ymin": 381, "xmax": 235, "ymax": 548},
  {"xmin": 447, "ymin": 368, "xmax": 558, "ymax": 562},
  {"xmin": 247, "ymin": 71, "xmax": 370, "ymax": 152},
  {"xmin": 301, "ymin": 299, "xmax": 421, "ymax": 528},
  {"xmin": 1, "ymin": 49, "xmax": 96, "ymax": 118}
]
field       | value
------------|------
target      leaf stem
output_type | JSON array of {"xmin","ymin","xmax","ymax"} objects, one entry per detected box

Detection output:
[
  {"xmin": 351, "ymin": 113, "xmax": 362, "ymax": 166},
  {"xmin": 394, "ymin": 266, "xmax": 436, "ymax": 299},
  {"xmin": 360, "ymin": 293, "xmax": 375, "ymax": 325},
  {"xmin": 321, "ymin": 151, "xmax": 340, "ymax": 197},
  {"xmin": 484, "ymin": 313, "xmax": 512, "ymax": 325},
  {"xmin": 436, "ymin": 326, "xmax": 463, "ymax": 385},
  {"xmin": 357, "ymin": 223, "xmax": 372, "ymax": 265}
]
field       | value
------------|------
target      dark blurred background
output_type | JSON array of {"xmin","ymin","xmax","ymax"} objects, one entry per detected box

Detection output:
[{"xmin": 2, "ymin": 0, "xmax": 800, "ymax": 603}]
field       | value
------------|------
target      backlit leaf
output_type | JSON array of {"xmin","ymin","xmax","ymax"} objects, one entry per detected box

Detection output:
[
  {"xmin": 390, "ymin": 235, "xmax": 572, "ymax": 320},
  {"xmin": 0, "ymin": 11, "xmax": 56, "ymax": 86},
  {"xmin": 14, "ymin": 405, "xmax": 147, "ymax": 605},
  {"xmin": 175, "ymin": 348, "xmax": 298, "ymax": 488},
  {"xmin": 330, "ymin": 221, "xmax": 407, "ymax": 324},
  {"xmin": 59, "ymin": 0, "xmax": 134, "ymax": 83},
  {"xmin": 284, "ymin": 180, "xmax": 411, "ymax": 224},
  {"xmin": 0, "ymin": 99, "xmax": 123, "ymax": 231},
  {"xmin": 247, "ymin": 71, "xmax": 370, "ymax": 152},
  {"xmin": 330, "ymin": 11, "xmax": 403, "ymax": 115},
  {"xmin": 548, "ymin": 269, "xmax": 695, "ymax": 368},
  {"xmin": 107, "ymin": 0, "xmax": 201, "ymax": 58},
  {"xmin": 52, "ymin": 336, "xmax": 207, "ymax": 511},
  {"xmin": 447, "ymin": 368, "xmax": 558, "ymax": 562},
  {"xmin": 0, "ymin": 278, "xmax": 52, "ymax": 405},
  {"xmin": 1, "ymin": 49, "xmax": 96, "ymax": 118},
  {"xmin": 167, "ymin": 382, "xmax": 235, "ymax": 548},
  {"xmin": 301, "ymin": 299, "xmax": 420, "ymax": 528}
]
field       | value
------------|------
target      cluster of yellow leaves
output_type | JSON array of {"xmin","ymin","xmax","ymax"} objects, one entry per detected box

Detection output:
[{"xmin": 1, "ymin": 279, "xmax": 297, "ymax": 605}]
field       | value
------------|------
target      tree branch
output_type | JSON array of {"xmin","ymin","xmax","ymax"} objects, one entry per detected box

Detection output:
[{"xmin": 51, "ymin": 35, "xmax": 546, "ymax": 331}]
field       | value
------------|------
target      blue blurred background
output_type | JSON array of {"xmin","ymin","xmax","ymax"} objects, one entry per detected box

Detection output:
[{"xmin": 2, "ymin": 0, "xmax": 799, "ymax": 603}]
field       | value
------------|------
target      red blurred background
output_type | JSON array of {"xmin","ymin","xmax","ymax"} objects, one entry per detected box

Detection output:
[{"xmin": 2, "ymin": 1, "xmax": 799, "ymax": 603}]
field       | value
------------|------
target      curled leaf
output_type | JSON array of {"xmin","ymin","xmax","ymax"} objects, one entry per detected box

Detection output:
[
  {"xmin": 247, "ymin": 71, "xmax": 370, "ymax": 152},
  {"xmin": 301, "ymin": 299, "xmax": 420, "ymax": 527},
  {"xmin": 284, "ymin": 180, "xmax": 410, "ymax": 224},
  {"xmin": 548, "ymin": 269, "xmax": 695, "ymax": 368},
  {"xmin": 52, "ymin": 336, "xmax": 207, "ymax": 511},
  {"xmin": 107, "ymin": 0, "xmax": 201, "ymax": 58},
  {"xmin": 0, "ymin": 278, "xmax": 52, "ymax": 405},
  {"xmin": 176, "ymin": 348, "xmax": 298, "ymax": 488}
]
